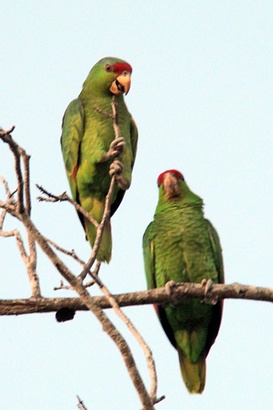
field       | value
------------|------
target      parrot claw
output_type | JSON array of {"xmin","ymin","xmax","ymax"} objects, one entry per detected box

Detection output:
[
  {"xmin": 101, "ymin": 137, "xmax": 126, "ymax": 162},
  {"xmin": 110, "ymin": 137, "xmax": 126, "ymax": 157},
  {"xmin": 110, "ymin": 160, "xmax": 130, "ymax": 190},
  {"xmin": 203, "ymin": 278, "xmax": 213, "ymax": 295},
  {"xmin": 109, "ymin": 137, "xmax": 126, "ymax": 159},
  {"xmin": 201, "ymin": 279, "xmax": 215, "ymax": 304},
  {"xmin": 109, "ymin": 159, "xmax": 123, "ymax": 176},
  {"xmin": 165, "ymin": 280, "xmax": 177, "ymax": 296},
  {"xmin": 115, "ymin": 175, "xmax": 130, "ymax": 190}
]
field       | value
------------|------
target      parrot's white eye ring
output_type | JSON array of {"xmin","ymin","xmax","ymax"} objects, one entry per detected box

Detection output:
[{"xmin": 105, "ymin": 64, "xmax": 112, "ymax": 72}]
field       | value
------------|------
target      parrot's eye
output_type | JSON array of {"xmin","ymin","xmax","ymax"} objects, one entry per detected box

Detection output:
[
  {"xmin": 105, "ymin": 64, "xmax": 112, "ymax": 72},
  {"xmin": 123, "ymin": 70, "xmax": 128, "ymax": 76}
]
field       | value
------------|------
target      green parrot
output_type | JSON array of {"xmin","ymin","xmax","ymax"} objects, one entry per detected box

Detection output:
[
  {"xmin": 61, "ymin": 57, "xmax": 138, "ymax": 263},
  {"xmin": 143, "ymin": 169, "xmax": 224, "ymax": 393}
]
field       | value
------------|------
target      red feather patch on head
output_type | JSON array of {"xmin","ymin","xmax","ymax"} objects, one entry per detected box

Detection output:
[
  {"xmin": 112, "ymin": 62, "xmax": 132, "ymax": 74},
  {"xmin": 157, "ymin": 169, "xmax": 184, "ymax": 186}
]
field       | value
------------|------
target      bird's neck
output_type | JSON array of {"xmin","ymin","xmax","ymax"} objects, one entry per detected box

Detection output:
[{"xmin": 155, "ymin": 197, "xmax": 203, "ymax": 218}]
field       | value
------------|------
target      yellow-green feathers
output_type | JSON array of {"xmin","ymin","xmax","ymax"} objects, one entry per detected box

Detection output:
[{"xmin": 61, "ymin": 57, "xmax": 138, "ymax": 262}]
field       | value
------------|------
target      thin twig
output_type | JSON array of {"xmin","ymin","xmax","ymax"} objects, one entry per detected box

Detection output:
[
  {"xmin": 1, "ymin": 133, "xmax": 24, "ymax": 214},
  {"xmin": 54, "ymin": 281, "xmax": 73, "ymax": 291},
  {"xmin": 94, "ymin": 106, "xmax": 114, "ymax": 119},
  {"xmin": 36, "ymin": 184, "xmax": 65, "ymax": 200},
  {"xmin": 0, "ymin": 125, "xmax": 15, "ymax": 135},
  {"xmin": 84, "ymin": 261, "xmax": 101, "ymax": 288},
  {"xmin": 79, "ymin": 177, "xmax": 115, "ymax": 279},
  {"xmin": 111, "ymin": 97, "xmax": 120, "ymax": 139},
  {"xmin": 44, "ymin": 237, "xmax": 97, "ymax": 290},
  {"xmin": 45, "ymin": 237, "xmax": 86, "ymax": 266},
  {"xmin": 77, "ymin": 395, "xmax": 88, "ymax": 410},
  {"xmin": 0, "ymin": 176, "xmax": 17, "ymax": 217},
  {"xmin": 0, "ymin": 208, "xmax": 7, "ymax": 229},
  {"xmin": 36, "ymin": 185, "xmax": 99, "ymax": 229},
  {"xmin": 89, "ymin": 270, "xmax": 158, "ymax": 402},
  {"xmin": 0, "ymin": 227, "xmax": 27, "ymax": 261},
  {"xmin": 0, "ymin": 177, "xmax": 11, "ymax": 228},
  {"xmin": 0, "ymin": 176, "xmax": 12, "ymax": 198},
  {"xmin": 22, "ymin": 151, "xmax": 31, "ymax": 215}
]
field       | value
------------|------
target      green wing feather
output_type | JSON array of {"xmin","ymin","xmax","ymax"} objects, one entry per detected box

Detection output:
[
  {"xmin": 206, "ymin": 219, "xmax": 224, "ymax": 284},
  {"xmin": 143, "ymin": 222, "xmax": 156, "ymax": 289},
  {"xmin": 60, "ymin": 98, "xmax": 84, "ymax": 201},
  {"xmin": 130, "ymin": 116, "xmax": 138, "ymax": 169},
  {"xmin": 202, "ymin": 218, "xmax": 224, "ymax": 358}
]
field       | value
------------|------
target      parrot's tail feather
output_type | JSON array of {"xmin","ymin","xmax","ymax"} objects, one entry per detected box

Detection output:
[
  {"xmin": 85, "ymin": 219, "xmax": 112, "ymax": 263},
  {"xmin": 178, "ymin": 348, "xmax": 206, "ymax": 394}
]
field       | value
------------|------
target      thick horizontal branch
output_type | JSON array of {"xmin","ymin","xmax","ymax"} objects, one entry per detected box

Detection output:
[{"xmin": 0, "ymin": 282, "xmax": 272, "ymax": 316}]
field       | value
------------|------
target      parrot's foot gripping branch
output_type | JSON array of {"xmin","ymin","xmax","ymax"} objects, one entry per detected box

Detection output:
[
  {"xmin": 101, "ymin": 137, "xmax": 126, "ymax": 162},
  {"xmin": 109, "ymin": 160, "xmax": 130, "ymax": 190}
]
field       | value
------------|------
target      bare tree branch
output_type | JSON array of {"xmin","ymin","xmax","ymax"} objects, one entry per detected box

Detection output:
[
  {"xmin": 0, "ymin": 130, "xmax": 41, "ymax": 297},
  {"xmin": 0, "ymin": 282, "xmax": 272, "ymax": 317},
  {"xmin": 1, "ymin": 122, "xmax": 156, "ymax": 409},
  {"xmin": 16, "ymin": 208, "xmax": 155, "ymax": 409},
  {"xmin": 88, "ymin": 267, "xmax": 158, "ymax": 403},
  {"xmin": 0, "ymin": 127, "xmax": 24, "ymax": 214}
]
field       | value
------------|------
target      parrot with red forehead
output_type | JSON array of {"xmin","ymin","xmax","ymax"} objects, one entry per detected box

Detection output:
[
  {"xmin": 61, "ymin": 57, "xmax": 138, "ymax": 263},
  {"xmin": 143, "ymin": 169, "xmax": 224, "ymax": 393}
]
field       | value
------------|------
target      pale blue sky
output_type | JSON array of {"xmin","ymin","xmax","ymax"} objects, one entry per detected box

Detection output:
[{"xmin": 1, "ymin": 1, "xmax": 273, "ymax": 409}]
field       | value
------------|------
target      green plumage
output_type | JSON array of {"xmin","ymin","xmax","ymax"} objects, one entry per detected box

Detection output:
[
  {"xmin": 143, "ymin": 170, "xmax": 224, "ymax": 393},
  {"xmin": 61, "ymin": 57, "xmax": 138, "ymax": 262}
]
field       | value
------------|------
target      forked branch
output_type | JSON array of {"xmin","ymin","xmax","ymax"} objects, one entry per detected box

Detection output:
[
  {"xmin": 0, "ymin": 113, "xmax": 158, "ymax": 409},
  {"xmin": 0, "ymin": 127, "xmax": 40, "ymax": 297}
]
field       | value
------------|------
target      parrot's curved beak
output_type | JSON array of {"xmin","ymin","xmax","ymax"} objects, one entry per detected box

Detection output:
[
  {"xmin": 110, "ymin": 71, "xmax": 131, "ymax": 95},
  {"xmin": 163, "ymin": 173, "xmax": 181, "ymax": 198}
]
